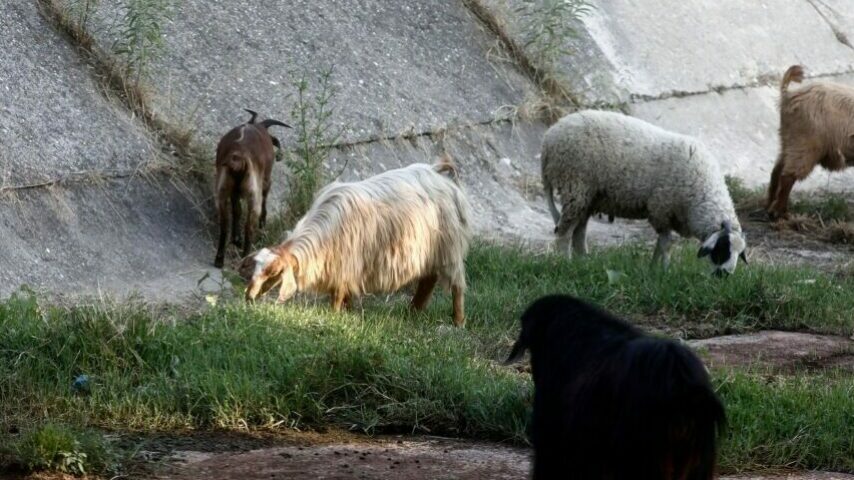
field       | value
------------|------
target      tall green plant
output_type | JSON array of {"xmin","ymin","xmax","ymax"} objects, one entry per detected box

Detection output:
[
  {"xmin": 112, "ymin": 0, "xmax": 172, "ymax": 85},
  {"xmin": 282, "ymin": 66, "xmax": 342, "ymax": 227},
  {"xmin": 514, "ymin": 0, "xmax": 593, "ymax": 76}
]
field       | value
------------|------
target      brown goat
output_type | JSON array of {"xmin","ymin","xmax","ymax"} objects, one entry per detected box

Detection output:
[
  {"xmin": 767, "ymin": 65, "xmax": 854, "ymax": 219},
  {"xmin": 214, "ymin": 111, "xmax": 291, "ymax": 268}
]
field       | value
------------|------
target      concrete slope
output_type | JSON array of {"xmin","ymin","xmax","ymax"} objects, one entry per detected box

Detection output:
[
  {"xmin": 0, "ymin": 1, "xmax": 215, "ymax": 300},
  {"xmin": 483, "ymin": 0, "xmax": 854, "ymax": 191},
  {"xmin": 82, "ymin": 0, "xmax": 602, "ymax": 248},
  {"xmin": 89, "ymin": 0, "xmax": 537, "ymax": 146}
]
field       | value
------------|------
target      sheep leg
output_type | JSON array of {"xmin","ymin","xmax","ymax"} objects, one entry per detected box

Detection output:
[
  {"xmin": 571, "ymin": 215, "xmax": 589, "ymax": 256},
  {"xmin": 652, "ymin": 230, "xmax": 674, "ymax": 269},
  {"xmin": 451, "ymin": 284, "xmax": 465, "ymax": 327},
  {"xmin": 214, "ymin": 192, "xmax": 230, "ymax": 268},
  {"xmin": 555, "ymin": 189, "xmax": 589, "ymax": 258},
  {"xmin": 230, "ymin": 194, "xmax": 242, "ymax": 246},
  {"xmin": 331, "ymin": 289, "xmax": 348, "ymax": 312},
  {"xmin": 555, "ymin": 219, "xmax": 578, "ymax": 258},
  {"xmin": 411, "ymin": 274, "xmax": 439, "ymax": 311}
]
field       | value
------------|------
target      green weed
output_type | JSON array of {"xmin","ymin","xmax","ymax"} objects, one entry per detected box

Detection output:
[
  {"xmin": 0, "ymin": 424, "xmax": 116, "ymax": 476},
  {"xmin": 112, "ymin": 0, "xmax": 173, "ymax": 85},
  {"xmin": 261, "ymin": 66, "xmax": 343, "ymax": 245},
  {"xmin": 514, "ymin": 0, "xmax": 592, "ymax": 86}
]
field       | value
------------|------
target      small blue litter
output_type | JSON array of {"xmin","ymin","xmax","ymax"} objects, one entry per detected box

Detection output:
[{"xmin": 72, "ymin": 374, "xmax": 90, "ymax": 392}]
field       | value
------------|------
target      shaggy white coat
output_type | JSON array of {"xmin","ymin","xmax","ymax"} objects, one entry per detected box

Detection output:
[
  {"xmin": 248, "ymin": 162, "xmax": 471, "ymax": 302},
  {"xmin": 542, "ymin": 110, "xmax": 746, "ymax": 272}
]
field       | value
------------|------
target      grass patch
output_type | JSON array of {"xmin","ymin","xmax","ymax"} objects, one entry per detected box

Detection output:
[
  {"xmin": 726, "ymin": 175, "xmax": 854, "ymax": 245},
  {"xmin": 790, "ymin": 194, "xmax": 851, "ymax": 222},
  {"xmin": 719, "ymin": 372, "xmax": 854, "ymax": 472},
  {"xmin": 726, "ymin": 175, "xmax": 765, "ymax": 210},
  {"xmin": 0, "ymin": 424, "xmax": 117, "ymax": 476},
  {"xmin": 2, "ymin": 243, "xmax": 854, "ymax": 472}
]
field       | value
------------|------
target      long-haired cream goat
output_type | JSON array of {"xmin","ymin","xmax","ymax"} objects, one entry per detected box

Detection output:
[
  {"xmin": 245, "ymin": 158, "xmax": 471, "ymax": 326},
  {"xmin": 767, "ymin": 65, "xmax": 854, "ymax": 219}
]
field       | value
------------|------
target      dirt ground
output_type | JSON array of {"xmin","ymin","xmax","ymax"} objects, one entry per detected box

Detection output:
[
  {"xmin": 146, "ymin": 432, "xmax": 854, "ymax": 480},
  {"xmin": 691, "ymin": 331, "xmax": 854, "ymax": 373}
]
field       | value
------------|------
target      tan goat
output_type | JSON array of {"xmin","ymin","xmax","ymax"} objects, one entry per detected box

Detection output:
[
  {"xmin": 244, "ymin": 158, "xmax": 471, "ymax": 326},
  {"xmin": 767, "ymin": 65, "xmax": 854, "ymax": 219}
]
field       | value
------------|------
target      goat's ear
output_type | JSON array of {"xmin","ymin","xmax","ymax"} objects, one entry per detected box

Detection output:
[
  {"xmin": 263, "ymin": 256, "xmax": 287, "ymax": 277},
  {"xmin": 504, "ymin": 337, "xmax": 528, "ymax": 365},
  {"xmin": 287, "ymin": 252, "xmax": 300, "ymax": 276},
  {"xmin": 697, "ymin": 245, "xmax": 712, "ymax": 258}
]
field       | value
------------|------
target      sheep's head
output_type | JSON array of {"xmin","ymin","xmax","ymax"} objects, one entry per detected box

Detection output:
[
  {"xmin": 244, "ymin": 247, "xmax": 299, "ymax": 302},
  {"xmin": 698, "ymin": 221, "xmax": 748, "ymax": 276}
]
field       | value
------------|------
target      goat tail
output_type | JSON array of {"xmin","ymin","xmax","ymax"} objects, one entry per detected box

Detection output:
[
  {"xmin": 433, "ymin": 154, "xmax": 459, "ymax": 182},
  {"xmin": 261, "ymin": 119, "xmax": 293, "ymax": 130},
  {"xmin": 244, "ymin": 109, "xmax": 259, "ymax": 124},
  {"xmin": 227, "ymin": 153, "xmax": 247, "ymax": 173},
  {"xmin": 781, "ymin": 65, "xmax": 805, "ymax": 94}
]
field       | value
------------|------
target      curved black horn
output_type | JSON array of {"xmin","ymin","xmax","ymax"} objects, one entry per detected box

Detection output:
[
  {"xmin": 244, "ymin": 109, "xmax": 258, "ymax": 124},
  {"xmin": 261, "ymin": 119, "xmax": 293, "ymax": 129}
]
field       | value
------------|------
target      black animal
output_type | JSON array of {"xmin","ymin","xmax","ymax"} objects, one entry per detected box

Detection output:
[{"xmin": 506, "ymin": 295, "xmax": 725, "ymax": 480}]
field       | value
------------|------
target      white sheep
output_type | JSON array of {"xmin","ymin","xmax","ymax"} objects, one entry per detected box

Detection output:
[
  {"xmin": 245, "ymin": 158, "xmax": 471, "ymax": 325},
  {"xmin": 541, "ymin": 110, "xmax": 748, "ymax": 274}
]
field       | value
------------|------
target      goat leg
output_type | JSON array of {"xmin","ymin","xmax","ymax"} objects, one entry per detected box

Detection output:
[
  {"xmin": 214, "ymin": 194, "xmax": 230, "ymax": 268},
  {"xmin": 452, "ymin": 284, "xmax": 465, "ymax": 327},
  {"xmin": 231, "ymin": 194, "xmax": 242, "ymax": 246},
  {"xmin": 411, "ymin": 274, "xmax": 439, "ymax": 311},
  {"xmin": 769, "ymin": 173, "xmax": 797, "ymax": 220}
]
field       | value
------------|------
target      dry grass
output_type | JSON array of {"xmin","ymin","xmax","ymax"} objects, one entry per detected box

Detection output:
[
  {"xmin": 726, "ymin": 176, "xmax": 854, "ymax": 246},
  {"xmin": 462, "ymin": 0, "xmax": 581, "ymax": 123},
  {"xmin": 38, "ymin": 0, "xmax": 210, "ymax": 179}
]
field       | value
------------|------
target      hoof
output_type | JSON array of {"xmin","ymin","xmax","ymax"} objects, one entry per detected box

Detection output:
[{"xmin": 767, "ymin": 210, "xmax": 788, "ymax": 222}]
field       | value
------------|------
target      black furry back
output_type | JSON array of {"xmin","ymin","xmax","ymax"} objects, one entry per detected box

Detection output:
[{"xmin": 508, "ymin": 295, "xmax": 725, "ymax": 480}]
